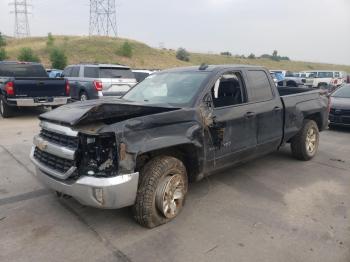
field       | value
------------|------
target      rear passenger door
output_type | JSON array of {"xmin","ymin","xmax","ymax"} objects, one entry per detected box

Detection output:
[{"xmin": 245, "ymin": 70, "xmax": 283, "ymax": 154}]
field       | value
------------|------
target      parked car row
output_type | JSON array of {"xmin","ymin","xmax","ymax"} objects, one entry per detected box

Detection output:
[
  {"xmin": 0, "ymin": 61, "xmax": 157, "ymax": 117},
  {"xmin": 270, "ymin": 69, "xmax": 349, "ymax": 96}
]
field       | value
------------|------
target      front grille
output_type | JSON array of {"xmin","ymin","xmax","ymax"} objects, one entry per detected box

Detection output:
[
  {"xmin": 34, "ymin": 147, "xmax": 75, "ymax": 174},
  {"xmin": 40, "ymin": 129, "xmax": 79, "ymax": 149}
]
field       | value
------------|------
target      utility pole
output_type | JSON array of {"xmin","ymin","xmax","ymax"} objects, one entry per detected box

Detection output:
[
  {"xmin": 89, "ymin": 0, "xmax": 118, "ymax": 37},
  {"xmin": 9, "ymin": 0, "xmax": 31, "ymax": 38}
]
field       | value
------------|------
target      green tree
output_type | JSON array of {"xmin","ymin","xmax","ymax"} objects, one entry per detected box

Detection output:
[
  {"xmin": 248, "ymin": 53, "xmax": 256, "ymax": 59},
  {"xmin": 176, "ymin": 48, "xmax": 190, "ymax": 62},
  {"xmin": 0, "ymin": 48, "xmax": 8, "ymax": 61},
  {"xmin": 49, "ymin": 47, "xmax": 67, "ymax": 69},
  {"xmin": 46, "ymin": 32, "xmax": 55, "ymax": 48},
  {"xmin": 0, "ymin": 32, "xmax": 6, "ymax": 47},
  {"xmin": 17, "ymin": 47, "xmax": 40, "ymax": 62},
  {"xmin": 272, "ymin": 50, "xmax": 279, "ymax": 61},
  {"xmin": 117, "ymin": 41, "xmax": 133, "ymax": 58}
]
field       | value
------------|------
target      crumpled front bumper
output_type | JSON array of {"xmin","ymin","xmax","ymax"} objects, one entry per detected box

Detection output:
[{"xmin": 33, "ymin": 167, "xmax": 139, "ymax": 209}]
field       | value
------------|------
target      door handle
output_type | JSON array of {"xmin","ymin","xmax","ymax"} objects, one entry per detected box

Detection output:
[
  {"xmin": 245, "ymin": 112, "xmax": 256, "ymax": 119},
  {"xmin": 273, "ymin": 106, "xmax": 282, "ymax": 112}
]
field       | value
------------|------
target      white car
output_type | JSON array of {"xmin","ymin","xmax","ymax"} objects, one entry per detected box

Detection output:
[{"xmin": 303, "ymin": 71, "xmax": 347, "ymax": 88}]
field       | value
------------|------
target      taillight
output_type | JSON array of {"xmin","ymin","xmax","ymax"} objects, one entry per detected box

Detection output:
[
  {"xmin": 65, "ymin": 80, "xmax": 70, "ymax": 96},
  {"xmin": 93, "ymin": 80, "xmax": 103, "ymax": 91},
  {"xmin": 5, "ymin": 82, "xmax": 15, "ymax": 96}
]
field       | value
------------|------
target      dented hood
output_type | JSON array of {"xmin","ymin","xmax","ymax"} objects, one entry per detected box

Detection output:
[{"xmin": 39, "ymin": 98, "xmax": 180, "ymax": 126}]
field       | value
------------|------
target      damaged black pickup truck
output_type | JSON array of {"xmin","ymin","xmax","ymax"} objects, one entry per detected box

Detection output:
[{"xmin": 30, "ymin": 65, "xmax": 329, "ymax": 228}]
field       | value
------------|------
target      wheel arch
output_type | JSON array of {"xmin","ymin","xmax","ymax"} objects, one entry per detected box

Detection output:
[
  {"xmin": 304, "ymin": 112, "xmax": 322, "ymax": 130},
  {"xmin": 135, "ymin": 143, "xmax": 201, "ymax": 182}
]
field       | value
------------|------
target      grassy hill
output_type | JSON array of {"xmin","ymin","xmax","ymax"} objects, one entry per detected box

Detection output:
[{"xmin": 3, "ymin": 35, "xmax": 350, "ymax": 72}]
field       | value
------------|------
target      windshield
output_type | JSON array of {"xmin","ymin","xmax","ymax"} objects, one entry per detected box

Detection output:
[
  {"xmin": 332, "ymin": 85, "xmax": 350, "ymax": 98},
  {"xmin": 317, "ymin": 72, "xmax": 333, "ymax": 78},
  {"xmin": 123, "ymin": 71, "xmax": 210, "ymax": 106},
  {"xmin": 99, "ymin": 67, "xmax": 135, "ymax": 79},
  {"xmin": 0, "ymin": 64, "xmax": 48, "ymax": 77}
]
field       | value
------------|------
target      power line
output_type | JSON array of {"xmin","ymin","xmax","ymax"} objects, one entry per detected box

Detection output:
[
  {"xmin": 89, "ymin": 0, "xmax": 118, "ymax": 37},
  {"xmin": 9, "ymin": 0, "xmax": 31, "ymax": 38}
]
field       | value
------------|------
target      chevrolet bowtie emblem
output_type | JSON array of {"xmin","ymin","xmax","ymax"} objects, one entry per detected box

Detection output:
[{"xmin": 37, "ymin": 140, "xmax": 48, "ymax": 151}]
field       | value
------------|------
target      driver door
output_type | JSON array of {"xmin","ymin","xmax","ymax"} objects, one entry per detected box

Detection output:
[{"xmin": 204, "ymin": 71, "xmax": 258, "ymax": 171}]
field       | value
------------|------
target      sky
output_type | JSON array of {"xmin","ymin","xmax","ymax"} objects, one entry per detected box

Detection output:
[{"xmin": 0, "ymin": 0, "xmax": 349, "ymax": 65}]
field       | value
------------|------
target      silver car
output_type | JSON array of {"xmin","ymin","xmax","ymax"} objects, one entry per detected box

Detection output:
[{"xmin": 62, "ymin": 64, "xmax": 137, "ymax": 101}]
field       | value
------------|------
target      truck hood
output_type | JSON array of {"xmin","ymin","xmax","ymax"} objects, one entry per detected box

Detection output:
[
  {"xmin": 39, "ymin": 98, "xmax": 180, "ymax": 126},
  {"xmin": 330, "ymin": 97, "xmax": 350, "ymax": 110}
]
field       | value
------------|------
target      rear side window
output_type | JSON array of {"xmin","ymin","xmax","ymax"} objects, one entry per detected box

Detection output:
[
  {"xmin": 318, "ymin": 72, "xmax": 333, "ymax": 78},
  {"xmin": 71, "ymin": 66, "xmax": 80, "ymax": 77},
  {"xmin": 246, "ymin": 70, "xmax": 274, "ymax": 102},
  {"xmin": 63, "ymin": 67, "xmax": 72, "ymax": 77},
  {"xmin": 84, "ymin": 67, "xmax": 99, "ymax": 78},
  {"xmin": 133, "ymin": 72, "xmax": 150, "ymax": 82},
  {"xmin": 99, "ymin": 67, "xmax": 135, "ymax": 79},
  {"xmin": 0, "ymin": 64, "xmax": 48, "ymax": 77}
]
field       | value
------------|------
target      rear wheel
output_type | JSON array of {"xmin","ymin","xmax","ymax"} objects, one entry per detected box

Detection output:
[
  {"xmin": 0, "ymin": 97, "xmax": 14, "ymax": 118},
  {"xmin": 79, "ymin": 91, "xmax": 88, "ymax": 101},
  {"xmin": 291, "ymin": 120, "xmax": 319, "ymax": 161},
  {"xmin": 287, "ymin": 81, "xmax": 297, "ymax": 87},
  {"xmin": 133, "ymin": 156, "xmax": 188, "ymax": 228}
]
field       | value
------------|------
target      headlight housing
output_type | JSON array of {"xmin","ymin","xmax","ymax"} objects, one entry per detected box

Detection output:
[{"xmin": 79, "ymin": 133, "xmax": 118, "ymax": 177}]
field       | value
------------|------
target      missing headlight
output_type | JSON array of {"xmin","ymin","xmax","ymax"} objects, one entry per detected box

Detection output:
[{"xmin": 79, "ymin": 133, "xmax": 118, "ymax": 177}]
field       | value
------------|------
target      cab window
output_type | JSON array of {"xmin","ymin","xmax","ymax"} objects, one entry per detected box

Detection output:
[{"xmin": 211, "ymin": 72, "xmax": 246, "ymax": 108}]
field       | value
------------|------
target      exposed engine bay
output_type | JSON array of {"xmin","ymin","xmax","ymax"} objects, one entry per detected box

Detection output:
[{"xmin": 78, "ymin": 133, "xmax": 118, "ymax": 178}]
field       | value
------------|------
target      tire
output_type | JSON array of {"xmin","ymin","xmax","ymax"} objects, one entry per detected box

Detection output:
[
  {"xmin": 79, "ymin": 91, "xmax": 88, "ymax": 101},
  {"xmin": 287, "ymin": 81, "xmax": 297, "ymax": 87},
  {"xmin": 133, "ymin": 156, "xmax": 188, "ymax": 228},
  {"xmin": 290, "ymin": 120, "xmax": 319, "ymax": 161},
  {"xmin": 0, "ymin": 97, "xmax": 14, "ymax": 118}
]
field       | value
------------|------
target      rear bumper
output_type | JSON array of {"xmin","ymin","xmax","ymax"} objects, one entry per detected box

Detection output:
[
  {"xmin": 33, "ymin": 167, "xmax": 139, "ymax": 209},
  {"xmin": 7, "ymin": 97, "xmax": 69, "ymax": 107}
]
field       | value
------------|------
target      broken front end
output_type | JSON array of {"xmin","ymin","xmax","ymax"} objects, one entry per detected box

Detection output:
[{"xmin": 30, "ymin": 121, "xmax": 139, "ymax": 209}]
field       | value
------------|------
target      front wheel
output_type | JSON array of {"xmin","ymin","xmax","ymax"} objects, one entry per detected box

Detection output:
[
  {"xmin": 291, "ymin": 120, "xmax": 320, "ymax": 161},
  {"xmin": 133, "ymin": 156, "xmax": 188, "ymax": 228}
]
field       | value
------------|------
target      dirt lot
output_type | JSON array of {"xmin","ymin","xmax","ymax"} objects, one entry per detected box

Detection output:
[{"xmin": 0, "ymin": 111, "xmax": 349, "ymax": 262}]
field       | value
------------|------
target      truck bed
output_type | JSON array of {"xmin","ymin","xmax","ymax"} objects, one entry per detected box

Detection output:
[{"xmin": 277, "ymin": 86, "xmax": 328, "ymax": 143}]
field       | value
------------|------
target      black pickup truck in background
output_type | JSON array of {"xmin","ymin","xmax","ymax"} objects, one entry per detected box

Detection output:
[
  {"xmin": 30, "ymin": 65, "xmax": 329, "ymax": 228},
  {"xmin": 0, "ymin": 61, "xmax": 70, "ymax": 118}
]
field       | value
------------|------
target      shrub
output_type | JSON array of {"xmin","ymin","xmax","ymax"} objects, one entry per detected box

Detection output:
[
  {"xmin": 220, "ymin": 51, "xmax": 232, "ymax": 56},
  {"xmin": 176, "ymin": 48, "xmax": 190, "ymax": 62},
  {"xmin": 17, "ymin": 47, "xmax": 40, "ymax": 62},
  {"xmin": 0, "ymin": 48, "xmax": 7, "ymax": 61},
  {"xmin": 0, "ymin": 32, "xmax": 6, "ymax": 47},
  {"xmin": 46, "ymin": 32, "xmax": 55, "ymax": 48},
  {"xmin": 49, "ymin": 47, "xmax": 67, "ymax": 69},
  {"xmin": 117, "ymin": 41, "xmax": 133, "ymax": 58}
]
